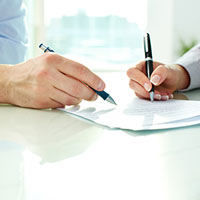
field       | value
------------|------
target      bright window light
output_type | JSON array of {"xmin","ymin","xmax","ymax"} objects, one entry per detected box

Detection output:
[{"xmin": 28, "ymin": 0, "xmax": 147, "ymax": 71}]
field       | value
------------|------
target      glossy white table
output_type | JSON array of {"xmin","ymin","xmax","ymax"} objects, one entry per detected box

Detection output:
[{"xmin": 0, "ymin": 72, "xmax": 200, "ymax": 200}]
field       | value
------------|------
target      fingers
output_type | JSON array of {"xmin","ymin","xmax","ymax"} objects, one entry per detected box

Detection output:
[
  {"xmin": 52, "ymin": 54, "xmax": 105, "ymax": 91},
  {"xmin": 127, "ymin": 67, "xmax": 152, "ymax": 92},
  {"xmin": 48, "ymin": 100, "xmax": 65, "ymax": 109},
  {"xmin": 50, "ymin": 87, "xmax": 82, "ymax": 106},
  {"xmin": 129, "ymin": 79, "xmax": 173, "ymax": 101},
  {"xmin": 150, "ymin": 64, "xmax": 177, "ymax": 93},
  {"xmin": 150, "ymin": 65, "xmax": 168, "ymax": 86},
  {"xmin": 129, "ymin": 79, "xmax": 150, "ymax": 99},
  {"xmin": 31, "ymin": 98, "xmax": 65, "ymax": 109},
  {"xmin": 39, "ymin": 53, "xmax": 101, "ymax": 101},
  {"xmin": 51, "ymin": 70, "xmax": 98, "ymax": 101},
  {"xmin": 129, "ymin": 80, "xmax": 161, "ymax": 100},
  {"xmin": 127, "ymin": 61, "xmax": 176, "ymax": 101}
]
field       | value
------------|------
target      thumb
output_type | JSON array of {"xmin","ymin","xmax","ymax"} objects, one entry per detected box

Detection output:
[{"xmin": 150, "ymin": 64, "xmax": 171, "ymax": 86}]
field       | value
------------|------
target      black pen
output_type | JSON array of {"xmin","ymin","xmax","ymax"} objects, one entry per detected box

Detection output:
[
  {"xmin": 39, "ymin": 43, "xmax": 117, "ymax": 105},
  {"xmin": 144, "ymin": 33, "xmax": 154, "ymax": 102}
]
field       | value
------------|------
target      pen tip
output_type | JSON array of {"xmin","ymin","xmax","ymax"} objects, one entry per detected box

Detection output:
[
  {"xmin": 113, "ymin": 101, "xmax": 117, "ymax": 105},
  {"xmin": 111, "ymin": 100, "xmax": 117, "ymax": 105},
  {"xmin": 150, "ymin": 92, "xmax": 154, "ymax": 102},
  {"xmin": 106, "ymin": 96, "xmax": 117, "ymax": 105}
]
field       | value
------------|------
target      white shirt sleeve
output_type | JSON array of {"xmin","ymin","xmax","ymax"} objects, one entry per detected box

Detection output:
[
  {"xmin": 176, "ymin": 43, "xmax": 200, "ymax": 91},
  {"xmin": 0, "ymin": 0, "xmax": 28, "ymax": 64}
]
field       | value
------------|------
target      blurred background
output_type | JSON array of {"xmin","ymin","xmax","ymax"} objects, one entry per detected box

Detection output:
[{"xmin": 24, "ymin": 0, "xmax": 200, "ymax": 71}]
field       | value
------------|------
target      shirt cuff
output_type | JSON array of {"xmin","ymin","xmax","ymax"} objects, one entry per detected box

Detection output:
[{"xmin": 176, "ymin": 45, "xmax": 200, "ymax": 91}]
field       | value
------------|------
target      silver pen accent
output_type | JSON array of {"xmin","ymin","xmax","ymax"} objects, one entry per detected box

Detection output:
[
  {"xmin": 106, "ymin": 95, "xmax": 117, "ymax": 105},
  {"xmin": 150, "ymin": 91, "xmax": 154, "ymax": 102}
]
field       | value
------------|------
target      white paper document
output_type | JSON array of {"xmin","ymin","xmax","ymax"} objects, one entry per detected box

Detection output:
[{"xmin": 60, "ymin": 98, "xmax": 200, "ymax": 130}]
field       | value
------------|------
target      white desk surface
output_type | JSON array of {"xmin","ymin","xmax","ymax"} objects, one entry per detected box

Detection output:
[{"xmin": 0, "ymin": 72, "xmax": 200, "ymax": 200}]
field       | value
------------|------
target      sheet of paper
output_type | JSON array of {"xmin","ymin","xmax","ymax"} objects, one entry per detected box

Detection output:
[
  {"xmin": 60, "ymin": 98, "xmax": 200, "ymax": 130},
  {"xmin": 146, "ymin": 115, "xmax": 200, "ymax": 130}
]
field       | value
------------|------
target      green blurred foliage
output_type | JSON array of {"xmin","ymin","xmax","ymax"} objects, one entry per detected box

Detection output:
[{"xmin": 178, "ymin": 38, "xmax": 198, "ymax": 56}]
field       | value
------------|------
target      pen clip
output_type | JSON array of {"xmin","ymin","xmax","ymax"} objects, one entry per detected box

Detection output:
[
  {"xmin": 144, "ymin": 33, "xmax": 152, "ymax": 58},
  {"xmin": 144, "ymin": 35, "xmax": 148, "ymax": 54}
]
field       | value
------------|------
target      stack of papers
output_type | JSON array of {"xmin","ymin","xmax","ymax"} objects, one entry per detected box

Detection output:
[{"xmin": 60, "ymin": 98, "xmax": 200, "ymax": 130}]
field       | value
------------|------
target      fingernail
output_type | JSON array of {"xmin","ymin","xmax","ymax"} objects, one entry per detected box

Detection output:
[
  {"xmin": 169, "ymin": 94, "xmax": 174, "ymax": 99},
  {"xmin": 151, "ymin": 75, "xmax": 160, "ymax": 85},
  {"xmin": 144, "ymin": 83, "xmax": 151, "ymax": 91},
  {"xmin": 161, "ymin": 95, "xmax": 169, "ymax": 101},
  {"xmin": 154, "ymin": 94, "xmax": 161, "ymax": 100},
  {"xmin": 97, "ymin": 81, "xmax": 105, "ymax": 90}
]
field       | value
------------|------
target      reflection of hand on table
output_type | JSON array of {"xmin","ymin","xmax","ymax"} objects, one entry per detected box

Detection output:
[
  {"xmin": 174, "ymin": 89, "xmax": 200, "ymax": 101},
  {"xmin": 173, "ymin": 93, "xmax": 189, "ymax": 100},
  {"xmin": 0, "ymin": 105, "xmax": 102, "ymax": 163}
]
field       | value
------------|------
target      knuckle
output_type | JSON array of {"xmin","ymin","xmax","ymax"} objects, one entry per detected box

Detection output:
[
  {"xmin": 127, "ymin": 68, "xmax": 134, "ymax": 77},
  {"xmin": 42, "ymin": 53, "xmax": 59, "ymax": 64},
  {"xmin": 76, "ymin": 65, "xmax": 89, "ymax": 76}
]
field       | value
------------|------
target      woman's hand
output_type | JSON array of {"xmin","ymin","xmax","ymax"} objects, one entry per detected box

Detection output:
[{"xmin": 127, "ymin": 61, "xmax": 190, "ymax": 101}]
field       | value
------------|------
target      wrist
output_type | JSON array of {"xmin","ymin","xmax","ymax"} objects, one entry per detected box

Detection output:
[
  {"xmin": 173, "ymin": 64, "xmax": 190, "ymax": 90},
  {"xmin": 0, "ymin": 64, "xmax": 14, "ymax": 103}
]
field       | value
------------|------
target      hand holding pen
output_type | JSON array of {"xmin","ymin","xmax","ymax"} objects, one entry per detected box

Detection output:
[
  {"xmin": 127, "ymin": 33, "xmax": 189, "ymax": 101},
  {"xmin": 4, "ymin": 44, "xmax": 115, "ymax": 109},
  {"xmin": 39, "ymin": 44, "xmax": 116, "ymax": 105}
]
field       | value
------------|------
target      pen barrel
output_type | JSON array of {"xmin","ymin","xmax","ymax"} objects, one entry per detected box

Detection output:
[
  {"xmin": 145, "ymin": 59, "xmax": 153, "ymax": 78},
  {"xmin": 89, "ymin": 87, "xmax": 109, "ymax": 100},
  {"xmin": 146, "ymin": 59, "xmax": 154, "ymax": 92}
]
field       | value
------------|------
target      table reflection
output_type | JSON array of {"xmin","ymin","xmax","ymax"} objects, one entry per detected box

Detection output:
[{"xmin": 0, "ymin": 106, "xmax": 102, "ymax": 163}]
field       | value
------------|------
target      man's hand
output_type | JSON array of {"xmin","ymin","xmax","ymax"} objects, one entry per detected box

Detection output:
[
  {"xmin": 0, "ymin": 53, "xmax": 105, "ymax": 108},
  {"xmin": 127, "ymin": 61, "xmax": 190, "ymax": 101}
]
